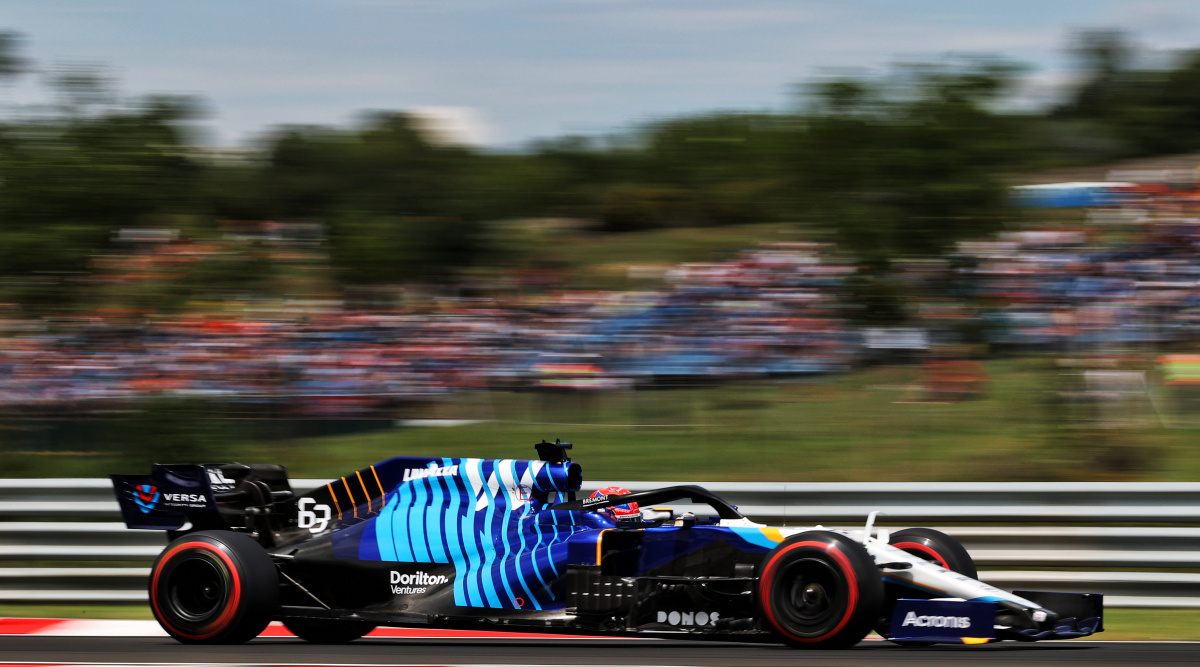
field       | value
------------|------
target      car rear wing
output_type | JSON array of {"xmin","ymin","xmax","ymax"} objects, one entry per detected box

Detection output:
[{"xmin": 111, "ymin": 463, "xmax": 292, "ymax": 532}]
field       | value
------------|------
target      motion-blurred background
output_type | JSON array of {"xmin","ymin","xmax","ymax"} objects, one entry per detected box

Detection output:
[{"xmin": 2, "ymin": 3, "xmax": 1200, "ymax": 483}]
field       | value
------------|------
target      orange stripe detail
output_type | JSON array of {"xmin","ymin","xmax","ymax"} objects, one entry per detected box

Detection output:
[
  {"xmin": 370, "ymin": 465, "xmax": 385, "ymax": 497},
  {"xmin": 356, "ymin": 471, "xmax": 374, "ymax": 513},
  {"xmin": 326, "ymin": 483, "xmax": 343, "ymax": 518},
  {"xmin": 342, "ymin": 477, "xmax": 359, "ymax": 519}
]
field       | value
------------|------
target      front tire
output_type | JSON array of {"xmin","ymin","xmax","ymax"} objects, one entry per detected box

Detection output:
[
  {"xmin": 757, "ymin": 530, "xmax": 883, "ymax": 649},
  {"xmin": 283, "ymin": 618, "xmax": 374, "ymax": 644},
  {"xmin": 889, "ymin": 528, "xmax": 976, "ymax": 578},
  {"xmin": 149, "ymin": 530, "xmax": 278, "ymax": 644},
  {"xmin": 877, "ymin": 527, "xmax": 978, "ymax": 643}
]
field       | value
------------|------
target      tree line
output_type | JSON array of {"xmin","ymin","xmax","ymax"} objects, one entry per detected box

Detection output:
[{"xmin": 1, "ymin": 29, "xmax": 1198, "ymax": 314}]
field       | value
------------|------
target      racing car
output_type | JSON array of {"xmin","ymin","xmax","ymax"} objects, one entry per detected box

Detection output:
[{"xmin": 110, "ymin": 440, "xmax": 1103, "ymax": 648}]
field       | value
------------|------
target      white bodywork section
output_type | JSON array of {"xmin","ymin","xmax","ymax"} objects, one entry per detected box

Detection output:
[{"xmin": 719, "ymin": 516, "xmax": 1044, "ymax": 611}]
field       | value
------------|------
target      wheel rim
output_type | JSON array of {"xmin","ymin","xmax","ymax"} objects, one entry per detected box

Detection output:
[
  {"xmin": 773, "ymin": 557, "xmax": 845, "ymax": 636},
  {"xmin": 165, "ymin": 554, "xmax": 229, "ymax": 623}
]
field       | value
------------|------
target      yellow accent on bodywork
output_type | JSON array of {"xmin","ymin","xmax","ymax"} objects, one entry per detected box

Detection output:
[
  {"xmin": 596, "ymin": 529, "xmax": 610, "ymax": 565},
  {"xmin": 962, "ymin": 637, "xmax": 991, "ymax": 645},
  {"xmin": 761, "ymin": 528, "xmax": 785, "ymax": 543}
]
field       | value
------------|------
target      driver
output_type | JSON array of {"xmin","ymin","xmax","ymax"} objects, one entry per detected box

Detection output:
[{"xmin": 590, "ymin": 486, "xmax": 639, "ymax": 521}]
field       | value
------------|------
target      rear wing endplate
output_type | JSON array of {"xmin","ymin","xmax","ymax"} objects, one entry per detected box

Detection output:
[{"xmin": 110, "ymin": 464, "xmax": 229, "ymax": 530}]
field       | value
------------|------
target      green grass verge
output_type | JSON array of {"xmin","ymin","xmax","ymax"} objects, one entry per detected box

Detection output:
[
  {"xmin": 1086, "ymin": 609, "xmax": 1200, "ymax": 641},
  {"xmin": 233, "ymin": 358, "xmax": 1200, "ymax": 482},
  {"xmin": 0, "ymin": 605, "xmax": 1196, "ymax": 640},
  {"xmin": 550, "ymin": 222, "xmax": 800, "ymax": 267},
  {"xmin": 7, "ymin": 358, "xmax": 1199, "ymax": 482},
  {"xmin": 0, "ymin": 603, "xmax": 152, "ymax": 620},
  {"xmin": 525, "ymin": 222, "xmax": 803, "ymax": 289}
]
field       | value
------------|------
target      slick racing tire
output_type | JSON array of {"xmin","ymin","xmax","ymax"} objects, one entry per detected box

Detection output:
[
  {"xmin": 283, "ymin": 618, "xmax": 375, "ymax": 644},
  {"xmin": 876, "ymin": 528, "xmax": 977, "ymax": 643},
  {"xmin": 149, "ymin": 530, "xmax": 279, "ymax": 644},
  {"xmin": 888, "ymin": 528, "xmax": 977, "ymax": 578},
  {"xmin": 757, "ymin": 530, "xmax": 883, "ymax": 649}
]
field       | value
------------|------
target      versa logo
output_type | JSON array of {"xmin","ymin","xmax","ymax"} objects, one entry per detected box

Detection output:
[
  {"xmin": 163, "ymin": 493, "xmax": 206, "ymax": 503},
  {"xmin": 133, "ymin": 484, "xmax": 160, "ymax": 513}
]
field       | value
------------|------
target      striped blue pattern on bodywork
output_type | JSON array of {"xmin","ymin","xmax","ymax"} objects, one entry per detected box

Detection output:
[{"xmin": 361, "ymin": 457, "xmax": 596, "ymax": 610}]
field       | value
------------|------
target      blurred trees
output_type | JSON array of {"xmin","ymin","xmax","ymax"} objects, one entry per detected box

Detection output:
[
  {"xmin": 799, "ymin": 61, "xmax": 1026, "ymax": 264},
  {"xmin": 0, "ymin": 97, "xmax": 203, "ymax": 307},
  {"xmin": 789, "ymin": 61, "xmax": 1029, "ymax": 321},
  {"xmin": 0, "ymin": 30, "xmax": 30, "ymax": 83},
  {"xmin": 214, "ymin": 113, "xmax": 493, "ymax": 284},
  {"xmin": 3, "ymin": 27, "xmax": 1200, "ymax": 315},
  {"xmin": 0, "ymin": 33, "xmax": 204, "ymax": 309},
  {"xmin": 1055, "ymin": 30, "xmax": 1200, "ymax": 157}
]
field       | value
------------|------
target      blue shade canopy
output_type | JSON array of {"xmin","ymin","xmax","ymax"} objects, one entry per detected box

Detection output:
[{"xmin": 1011, "ymin": 182, "xmax": 1132, "ymax": 208}]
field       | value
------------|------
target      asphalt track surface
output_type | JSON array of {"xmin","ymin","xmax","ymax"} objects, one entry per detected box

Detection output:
[{"xmin": 1, "ymin": 636, "xmax": 1199, "ymax": 666}]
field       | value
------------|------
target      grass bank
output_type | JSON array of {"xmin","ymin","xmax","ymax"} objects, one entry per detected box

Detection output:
[
  {"xmin": 5, "ymin": 358, "xmax": 1199, "ymax": 482},
  {"xmin": 236, "ymin": 358, "xmax": 1197, "ymax": 482}
]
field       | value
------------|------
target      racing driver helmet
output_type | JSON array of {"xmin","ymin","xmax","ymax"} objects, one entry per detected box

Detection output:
[{"xmin": 591, "ymin": 486, "xmax": 639, "ymax": 521}]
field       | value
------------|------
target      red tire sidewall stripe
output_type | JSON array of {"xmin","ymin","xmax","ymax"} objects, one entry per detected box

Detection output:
[
  {"xmin": 150, "ymin": 540, "xmax": 242, "ymax": 641},
  {"xmin": 892, "ymin": 541, "xmax": 949, "ymax": 569},
  {"xmin": 758, "ymin": 540, "xmax": 859, "ymax": 644}
]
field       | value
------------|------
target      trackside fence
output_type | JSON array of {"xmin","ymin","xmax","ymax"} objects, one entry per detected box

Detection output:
[{"xmin": 2, "ymin": 479, "xmax": 1200, "ymax": 608}]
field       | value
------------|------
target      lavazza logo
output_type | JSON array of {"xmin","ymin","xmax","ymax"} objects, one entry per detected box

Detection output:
[
  {"xmin": 390, "ymin": 570, "xmax": 449, "ymax": 595},
  {"xmin": 901, "ymin": 612, "xmax": 972, "ymax": 629},
  {"xmin": 402, "ymin": 462, "xmax": 459, "ymax": 483}
]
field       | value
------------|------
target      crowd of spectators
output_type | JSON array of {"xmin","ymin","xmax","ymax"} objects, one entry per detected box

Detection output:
[
  {"xmin": 0, "ymin": 244, "xmax": 861, "ymax": 416},
  {"xmin": 4, "ymin": 186, "xmax": 1200, "ymax": 418},
  {"xmin": 960, "ymin": 198, "xmax": 1200, "ymax": 350}
]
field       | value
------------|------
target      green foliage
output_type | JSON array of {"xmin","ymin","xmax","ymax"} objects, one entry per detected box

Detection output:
[
  {"xmin": 593, "ymin": 183, "xmax": 698, "ymax": 232},
  {"xmin": 255, "ymin": 113, "xmax": 476, "ymax": 221},
  {"xmin": 4, "ymin": 26, "xmax": 1200, "ymax": 314},
  {"xmin": 1056, "ymin": 30, "xmax": 1200, "ymax": 157},
  {"xmin": 327, "ymin": 213, "xmax": 489, "ymax": 284},
  {"xmin": 798, "ymin": 60, "xmax": 1024, "ymax": 269},
  {"xmin": 237, "ymin": 114, "xmax": 495, "ymax": 283},
  {"xmin": 0, "ymin": 96, "xmax": 203, "ymax": 309},
  {"xmin": 0, "ymin": 30, "xmax": 30, "ymax": 82}
]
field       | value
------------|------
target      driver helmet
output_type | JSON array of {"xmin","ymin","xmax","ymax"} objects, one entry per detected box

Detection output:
[{"xmin": 591, "ymin": 486, "xmax": 639, "ymax": 520}]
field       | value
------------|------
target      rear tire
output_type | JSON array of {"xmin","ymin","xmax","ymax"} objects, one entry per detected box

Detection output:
[
  {"xmin": 283, "ymin": 618, "xmax": 374, "ymax": 644},
  {"xmin": 149, "ymin": 530, "xmax": 278, "ymax": 644},
  {"xmin": 757, "ymin": 531, "xmax": 883, "ymax": 649}
]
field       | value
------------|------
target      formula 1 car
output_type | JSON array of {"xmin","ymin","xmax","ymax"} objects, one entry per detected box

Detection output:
[{"xmin": 111, "ymin": 440, "xmax": 1103, "ymax": 648}]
